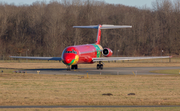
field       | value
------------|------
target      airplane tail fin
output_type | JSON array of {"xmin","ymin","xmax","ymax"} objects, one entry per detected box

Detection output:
[{"xmin": 73, "ymin": 25, "xmax": 132, "ymax": 45}]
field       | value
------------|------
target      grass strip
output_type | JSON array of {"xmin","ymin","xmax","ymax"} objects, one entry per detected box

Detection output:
[
  {"xmin": 1, "ymin": 74, "xmax": 180, "ymax": 106},
  {"xmin": 1, "ymin": 107, "xmax": 180, "ymax": 111}
]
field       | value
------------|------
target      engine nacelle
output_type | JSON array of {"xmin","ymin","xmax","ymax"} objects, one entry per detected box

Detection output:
[{"xmin": 102, "ymin": 48, "xmax": 113, "ymax": 57}]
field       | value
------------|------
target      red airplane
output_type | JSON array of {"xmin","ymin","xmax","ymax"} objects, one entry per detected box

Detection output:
[{"xmin": 11, "ymin": 25, "xmax": 170, "ymax": 70}]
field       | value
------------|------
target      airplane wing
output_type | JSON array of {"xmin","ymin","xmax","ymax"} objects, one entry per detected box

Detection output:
[
  {"xmin": 10, "ymin": 56, "xmax": 62, "ymax": 61},
  {"xmin": 92, "ymin": 56, "xmax": 171, "ymax": 62}
]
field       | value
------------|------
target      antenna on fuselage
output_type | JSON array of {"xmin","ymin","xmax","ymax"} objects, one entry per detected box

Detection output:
[{"xmin": 73, "ymin": 25, "xmax": 132, "ymax": 45}]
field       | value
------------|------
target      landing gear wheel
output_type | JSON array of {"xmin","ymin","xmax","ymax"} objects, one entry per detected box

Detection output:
[
  {"xmin": 97, "ymin": 61, "xmax": 103, "ymax": 70},
  {"xmin": 75, "ymin": 65, "xmax": 78, "ymax": 69},
  {"xmin": 71, "ymin": 65, "xmax": 74, "ymax": 69},
  {"xmin": 97, "ymin": 64, "xmax": 100, "ymax": 69},
  {"xmin": 71, "ymin": 65, "xmax": 78, "ymax": 69},
  {"xmin": 100, "ymin": 64, "xmax": 103, "ymax": 70}
]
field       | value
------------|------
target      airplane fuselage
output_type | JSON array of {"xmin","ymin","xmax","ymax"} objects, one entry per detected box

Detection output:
[{"xmin": 62, "ymin": 44, "xmax": 103, "ymax": 65}]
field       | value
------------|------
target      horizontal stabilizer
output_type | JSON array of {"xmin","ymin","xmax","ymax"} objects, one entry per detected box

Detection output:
[
  {"xmin": 10, "ymin": 56, "xmax": 62, "ymax": 61},
  {"xmin": 73, "ymin": 25, "xmax": 132, "ymax": 29},
  {"xmin": 73, "ymin": 25, "xmax": 99, "ymax": 29},
  {"xmin": 101, "ymin": 25, "xmax": 132, "ymax": 29}
]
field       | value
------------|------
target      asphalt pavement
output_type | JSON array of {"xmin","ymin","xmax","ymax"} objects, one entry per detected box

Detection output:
[{"xmin": 21, "ymin": 67, "xmax": 180, "ymax": 75}]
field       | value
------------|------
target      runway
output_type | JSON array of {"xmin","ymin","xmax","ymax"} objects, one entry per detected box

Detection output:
[{"xmin": 20, "ymin": 67, "xmax": 180, "ymax": 75}]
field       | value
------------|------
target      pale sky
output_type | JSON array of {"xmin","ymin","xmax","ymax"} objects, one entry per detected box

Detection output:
[{"xmin": 0, "ymin": 0, "xmax": 157, "ymax": 8}]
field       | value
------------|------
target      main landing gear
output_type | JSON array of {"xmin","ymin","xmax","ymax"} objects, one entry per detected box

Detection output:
[{"xmin": 97, "ymin": 61, "xmax": 103, "ymax": 70}]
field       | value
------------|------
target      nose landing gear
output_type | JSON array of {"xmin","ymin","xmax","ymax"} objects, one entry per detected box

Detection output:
[
  {"xmin": 97, "ymin": 61, "xmax": 103, "ymax": 70},
  {"xmin": 71, "ymin": 65, "xmax": 78, "ymax": 69},
  {"xmin": 67, "ymin": 65, "xmax": 78, "ymax": 71}
]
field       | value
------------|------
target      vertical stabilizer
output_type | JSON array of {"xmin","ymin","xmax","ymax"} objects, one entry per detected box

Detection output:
[
  {"xmin": 96, "ymin": 25, "xmax": 102, "ymax": 45},
  {"xmin": 73, "ymin": 24, "xmax": 132, "ymax": 45}
]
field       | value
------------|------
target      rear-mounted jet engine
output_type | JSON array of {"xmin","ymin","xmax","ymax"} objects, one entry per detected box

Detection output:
[{"xmin": 102, "ymin": 48, "xmax": 113, "ymax": 57}]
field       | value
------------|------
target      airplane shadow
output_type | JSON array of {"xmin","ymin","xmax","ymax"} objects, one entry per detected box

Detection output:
[
  {"xmin": 22, "ymin": 68, "xmax": 99, "ymax": 75},
  {"xmin": 25, "ymin": 68, "xmax": 68, "ymax": 71},
  {"xmin": 24, "ymin": 68, "xmax": 96, "ymax": 71}
]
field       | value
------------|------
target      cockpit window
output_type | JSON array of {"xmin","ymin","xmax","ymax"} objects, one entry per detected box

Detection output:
[{"xmin": 65, "ymin": 49, "xmax": 77, "ymax": 54}]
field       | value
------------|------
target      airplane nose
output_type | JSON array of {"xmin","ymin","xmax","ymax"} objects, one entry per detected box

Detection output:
[
  {"xmin": 62, "ymin": 53, "xmax": 78, "ymax": 65},
  {"xmin": 63, "ymin": 57, "xmax": 72, "ymax": 64}
]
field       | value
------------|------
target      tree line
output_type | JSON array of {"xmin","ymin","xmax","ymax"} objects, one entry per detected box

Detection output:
[{"xmin": 0, "ymin": 0, "xmax": 180, "ymax": 59}]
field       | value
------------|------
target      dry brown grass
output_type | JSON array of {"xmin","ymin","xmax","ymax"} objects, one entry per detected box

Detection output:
[
  {"xmin": 1, "ymin": 62, "xmax": 180, "ymax": 107},
  {"xmin": 0, "ymin": 73, "xmax": 180, "ymax": 106},
  {"xmin": 1, "ymin": 107, "xmax": 180, "ymax": 111}
]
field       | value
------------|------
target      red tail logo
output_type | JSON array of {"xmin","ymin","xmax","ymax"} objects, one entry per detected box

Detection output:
[{"xmin": 96, "ymin": 25, "xmax": 102, "ymax": 45}]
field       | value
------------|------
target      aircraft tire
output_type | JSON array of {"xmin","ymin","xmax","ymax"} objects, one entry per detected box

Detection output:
[
  {"xmin": 100, "ymin": 64, "xmax": 103, "ymax": 70},
  {"xmin": 71, "ymin": 65, "xmax": 74, "ymax": 69},
  {"xmin": 97, "ymin": 64, "xmax": 100, "ymax": 69},
  {"xmin": 75, "ymin": 65, "xmax": 78, "ymax": 69},
  {"xmin": 72, "ymin": 65, "xmax": 78, "ymax": 69}
]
